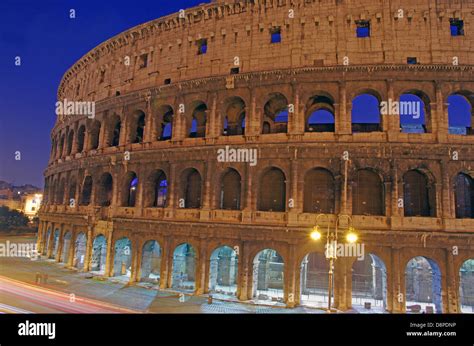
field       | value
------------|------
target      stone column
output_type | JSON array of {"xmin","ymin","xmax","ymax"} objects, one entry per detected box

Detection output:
[
  {"xmin": 435, "ymin": 82, "xmax": 448, "ymax": 142},
  {"xmin": 83, "ymin": 226, "xmax": 93, "ymax": 272},
  {"xmin": 167, "ymin": 163, "xmax": 177, "ymax": 209},
  {"xmin": 129, "ymin": 239, "xmax": 140, "ymax": 283},
  {"xmin": 333, "ymin": 258, "xmax": 351, "ymax": 310},
  {"xmin": 336, "ymin": 82, "xmax": 351, "ymax": 135},
  {"xmin": 285, "ymin": 244, "xmax": 298, "ymax": 308},
  {"xmin": 445, "ymin": 248, "xmax": 459, "ymax": 313},
  {"xmin": 143, "ymin": 95, "xmax": 153, "ymax": 143},
  {"xmin": 391, "ymin": 160, "xmax": 402, "ymax": 217},
  {"xmin": 202, "ymin": 160, "xmax": 214, "ymax": 209},
  {"xmin": 36, "ymin": 221, "xmax": 44, "ymax": 253},
  {"xmin": 160, "ymin": 237, "xmax": 172, "ymax": 289},
  {"xmin": 46, "ymin": 224, "xmax": 55, "ymax": 258},
  {"xmin": 237, "ymin": 241, "xmax": 251, "ymax": 301},
  {"xmin": 195, "ymin": 241, "xmax": 208, "ymax": 295},
  {"xmin": 389, "ymin": 247, "xmax": 405, "ymax": 312},
  {"xmin": 440, "ymin": 160, "xmax": 452, "ymax": 219},
  {"xmin": 289, "ymin": 84, "xmax": 304, "ymax": 135},
  {"xmin": 245, "ymin": 90, "xmax": 260, "ymax": 137},
  {"xmin": 104, "ymin": 230, "xmax": 114, "ymax": 277},
  {"xmin": 55, "ymin": 225, "xmax": 64, "ymax": 262},
  {"xmin": 385, "ymin": 79, "xmax": 399, "ymax": 134},
  {"xmin": 66, "ymin": 227, "xmax": 75, "ymax": 267},
  {"xmin": 207, "ymin": 92, "xmax": 218, "ymax": 138}
]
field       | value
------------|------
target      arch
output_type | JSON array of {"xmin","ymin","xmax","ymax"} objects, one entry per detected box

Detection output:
[
  {"xmin": 145, "ymin": 170, "xmax": 167, "ymax": 208},
  {"xmin": 252, "ymin": 249, "xmax": 284, "ymax": 301},
  {"xmin": 76, "ymin": 125, "xmax": 86, "ymax": 152},
  {"xmin": 448, "ymin": 91, "xmax": 474, "ymax": 135},
  {"xmin": 67, "ymin": 177, "xmax": 77, "ymax": 207},
  {"xmin": 399, "ymin": 91, "xmax": 431, "ymax": 133},
  {"xmin": 222, "ymin": 97, "xmax": 246, "ymax": 136},
  {"xmin": 66, "ymin": 130, "xmax": 74, "ymax": 156},
  {"xmin": 351, "ymin": 254, "xmax": 387, "ymax": 312},
  {"xmin": 219, "ymin": 169, "xmax": 241, "ymax": 210},
  {"xmin": 52, "ymin": 229, "xmax": 60, "ymax": 258},
  {"xmin": 189, "ymin": 102, "xmax": 208, "ymax": 138},
  {"xmin": 90, "ymin": 235, "xmax": 107, "ymax": 274},
  {"xmin": 258, "ymin": 167, "xmax": 286, "ymax": 212},
  {"xmin": 112, "ymin": 237, "xmax": 132, "ymax": 278},
  {"xmin": 60, "ymin": 231, "xmax": 72, "ymax": 263},
  {"xmin": 300, "ymin": 252, "xmax": 329, "ymax": 308},
  {"xmin": 352, "ymin": 169, "xmax": 385, "ymax": 216},
  {"xmin": 181, "ymin": 168, "xmax": 202, "ymax": 209},
  {"xmin": 73, "ymin": 232, "xmax": 87, "ymax": 270},
  {"xmin": 305, "ymin": 94, "xmax": 335, "ymax": 132},
  {"xmin": 403, "ymin": 170, "xmax": 436, "ymax": 217},
  {"xmin": 122, "ymin": 171, "xmax": 138, "ymax": 207},
  {"xmin": 459, "ymin": 259, "xmax": 474, "ymax": 313},
  {"xmin": 154, "ymin": 105, "xmax": 173, "ymax": 141},
  {"xmin": 140, "ymin": 240, "xmax": 162, "ymax": 283},
  {"xmin": 303, "ymin": 168, "xmax": 335, "ymax": 213},
  {"xmin": 44, "ymin": 228, "xmax": 51, "ymax": 255},
  {"xmin": 262, "ymin": 92, "xmax": 288, "ymax": 134},
  {"xmin": 455, "ymin": 173, "xmax": 474, "ymax": 218},
  {"xmin": 405, "ymin": 256, "xmax": 442, "ymax": 313},
  {"xmin": 209, "ymin": 245, "xmax": 238, "ymax": 296},
  {"xmin": 96, "ymin": 173, "xmax": 113, "ymax": 207},
  {"xmin": 352, "ymin": 92, "xmax": 381, "ymax": 133},
  {"xmin": 129, "ymin": 110, "xmax": 146, "ymax": 144},
  {"xmin": 58, "ymin": 134, "xmax": 65, "ymax": 157},
  {"xmin": 171, "ymin": 243, "xmax": 196, "ymax": 291},
  {"xmin": 107, "ymin": 115, "xmax": 121, "ymax": 147},
  {"xmin": 88, "ymin": 120, "xmax": 101, "ymax": 150},
  {"xmin": 80, "ymin": 176, "xmax": 93, "ymax": 206}
]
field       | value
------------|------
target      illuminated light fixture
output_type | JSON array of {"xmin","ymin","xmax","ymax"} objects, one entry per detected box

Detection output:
[
  {"xmin": 346, "ymin": 227, "xmax": 358, "ymax": 243},
  {"xmin": 310, "ymin": 226, "xmax": 322, "ymax": 241}
]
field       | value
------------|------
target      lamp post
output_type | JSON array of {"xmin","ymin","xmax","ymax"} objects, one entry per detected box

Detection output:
[{"xmin": 310, "ymin": 214, "xmax": 358, "ymax": 312}]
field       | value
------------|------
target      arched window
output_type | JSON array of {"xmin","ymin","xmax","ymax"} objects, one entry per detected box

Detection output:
[
  {"xmin": 258, "ymin": 168, "xmax": 286, "ymax": 212},
  {"xmin": 403, "ymin": 170, "xmax": 435, "ymax": 217},
  {"xmin": 182, "ymin": 169, "xmax": 202, "ymax": 208},
  {"xmin": 189, "ymin": 103, "xmax": 207, "ymax": 138},
  {"xmin": 352, "ymin": 169, "xmax": 384, "ymax": 215},
  {"xmin": 123, "ymin": 173, "xmax": 138, "ymax": 207},
  {"xmin": 133, "ymin": 113, "xmax": 146, "ymax": 143},
  {"xmin": 80, "ymin": 176, "xmax": 93, "ymax": 206},
  {"xmin": 89, "ymin": 121, "xmax": 101, "ymax": 150},
  {"xmin": 154, "ymin": 106, "xmax": 173, "ymax": 141},
  {"xmin": 153, "ymin": 172, "xmax": 167, "ymax": 207},
  {"xmin": 58, "ymin": 135, "xmax": 65, "ymax": 157},
  {"xmin": 352, "ymin": 93, "xmax": 381, "ymax": 133},
  {"xmin": 66, "ymin": 130, "xmax": 74, "ymax": 155},
  {"xmin": 448, "ymin": 93, "xmax": 473, "ymax": 135},
  {"xmin": 262, "ymin": 93, "xmax": 288, "ymax": 134},
  {"xmin": 111, "ymin": 121, "xmax": 121, "ymax": 147},
  {"xmin": 77, "ymin": 125, "xmax": 86, "ymax": 152},
  {"xmin": 399, "ymin": 93, "xmax": 429, "ymax": 133},
  {"xmin": 455, "ymin": 173, "xmax": 474, "ymax": 218},
  {"xmin": 56, "ymin": 179, "xmax": 65, "ymax": 205},
  {"xmin": 305, "ymin": 95, "xmax": 335, "ymax": 132},
  {"xmin": 68, "ymin": 179, "xmax": 76, "ymax": 206},
  {"xmin": 222, "ymin": 97, "xmax": 246, "ymax": 136},
  {"xmin": 97, "ymin": 173, "xmax": 113, "ymax": 207},
  {"xmin": 303, "ymin": 168, "xmax": 335, "ymax": 213},
  {"xmin": 220, "ymin": 169, "xmax": 241, "ymax": 210}
]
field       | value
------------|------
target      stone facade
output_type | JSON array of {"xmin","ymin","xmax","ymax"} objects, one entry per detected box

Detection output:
[{"xmin": 38, "ymin": 0, "xmax": 474, "ymax": 312}]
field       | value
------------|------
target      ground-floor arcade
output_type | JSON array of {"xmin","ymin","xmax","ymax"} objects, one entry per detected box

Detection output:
[{"xmin": 36, "ymin": 219, "xmax": 474, "ymax": 313}]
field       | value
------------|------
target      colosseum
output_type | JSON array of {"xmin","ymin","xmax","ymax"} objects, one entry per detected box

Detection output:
[{"xmin": 37, "ymin": 0, "xmax": 474, "ymax": 313}]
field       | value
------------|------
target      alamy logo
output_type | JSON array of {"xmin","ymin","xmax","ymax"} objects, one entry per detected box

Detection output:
[
  {"xmin": 380, "ymin": 99, "xmax": 421, "ymax": 119},
  {"xmin": 217, "ymin": 146, "xmax": 257, "ymax": 166},
  {"xmin": 55, "ymin": 98, "xmax": 95, "ymax": 119},
  {"xmin": 325, "ymin": 241, "xmax": 365, "ymax": 260},
  {"xmin": 18, "ymin": 320, "xmax": 56, "ymax": 339},
  {"xmin": 0, "ymin": 241, "xmax": 38, "ymax": 260}
]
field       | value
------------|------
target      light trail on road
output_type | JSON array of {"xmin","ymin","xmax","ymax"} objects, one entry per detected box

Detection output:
[{"xmin": 0, "ymin": 275, "xmax": 137, "ymax": 313}]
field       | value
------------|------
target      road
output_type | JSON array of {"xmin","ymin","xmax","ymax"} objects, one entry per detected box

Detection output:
[{"xmin": 0, "ymin": 276, "xmax": 136, "ymax": 313}]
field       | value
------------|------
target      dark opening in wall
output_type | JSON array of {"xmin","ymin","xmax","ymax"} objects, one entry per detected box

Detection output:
[
  {"xmin": 164, "ymin": 78, "xmax": 171, "ymax": 85},
  {"xmin": 356, "ymin": 20, "xmax": 370, "ymax": 38},
  {"xmin": 407, "ymin": 57, "xmax": 418, "ymax": 65},
  {"xmin": 230, "ymin": 67, "xmax": 239, "ymax": 74},
  {"xmin": 270, "ymin": 27, "xmax": 281, "ymax": 43},
  {"xmin": 450, "ymin": 18, "xmax": 464, "ymax": 36},
  {"xmin": 115, "ymin": 91, "xmax": 121, "ymax": 96},
  {"xmin": 99, "ymin": 70, "xmax": 105, "ymax": 84},
  {"xmin": 139, "ymin": 53, "xmax": 148, "ymax": 68},
  {"xmin": 197, "ymin": 39, "xmax": 208, "ymax": 55}
]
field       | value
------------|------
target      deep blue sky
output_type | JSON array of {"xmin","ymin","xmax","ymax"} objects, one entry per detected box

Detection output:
[
  {"xmin": 0, "ymin": 0, "xmax": 470, "ymax": 188},
  {"xmin": 0, "ymin": 0, "xmax": 209, "ymax": 187}
]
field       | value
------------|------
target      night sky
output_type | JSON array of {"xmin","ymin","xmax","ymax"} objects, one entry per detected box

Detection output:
[{"xmin": 0, "ymin": 0, "xmax": 470, "ymax": 188}]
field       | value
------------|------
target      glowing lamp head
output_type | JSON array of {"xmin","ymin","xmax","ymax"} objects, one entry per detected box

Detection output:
[
  {"xmin": 346, "ymin": 227, "xmax": 358, "ymax": 243},
  {"xmin": 310, "ymin": 226, "xmax": 322, "ymax": 241}
]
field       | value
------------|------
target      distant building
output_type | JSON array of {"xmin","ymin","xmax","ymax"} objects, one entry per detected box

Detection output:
[{"xmin": 22, "ymin": 193, "xmax": 43, "ymax": 219}]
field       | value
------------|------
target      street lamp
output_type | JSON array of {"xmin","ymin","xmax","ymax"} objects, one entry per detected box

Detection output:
[{"xmin": 309, "ymin": 214, "xmax": 358, "ymax": 312}]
